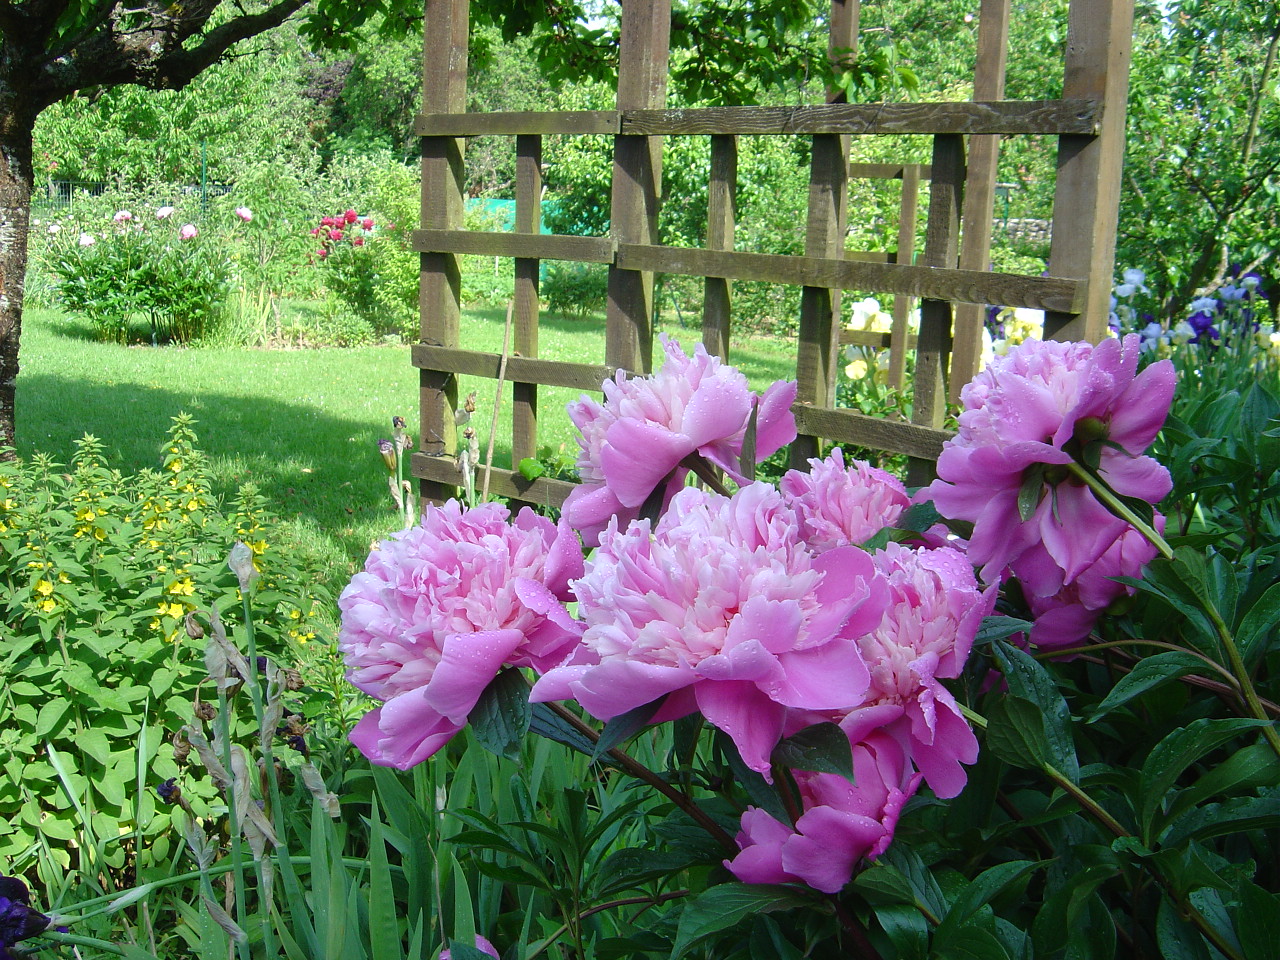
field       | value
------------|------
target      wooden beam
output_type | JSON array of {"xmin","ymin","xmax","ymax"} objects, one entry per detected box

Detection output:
[
  {"xmin": 792, "ymin": 406, "xmax": 952, "ymax": 461},
  {"xmin": 703, "ymin": 134, "xmax": 736, "ymax": 360},
  {"xmin": 412, "ymin": 344, "xmax": 616, "ymax": 392},
  {"xmin": 951, "ymin": 0, "xmax": 1012, "ymax": 402},
  {"xmin": 620, "ymin": 99, "xmax": 1101, "ymax": 136},
  {"xmin": 411, "ymin": 454, "xmax": 577, "ymax": 509},
  {"xmin": 413, "ymin": 229, "xmax": 614, "ymax": 262},
  {"xmin": 1044, "ymin": 0, "xmax": 1135, "ymax": 341},
  {"xmin": 512, "ymin": 133, "xmax": 542, "ymax": 469},
  {"xmin": 415, "ymin": 110, "xmax": 619, "ymax": 135},
  {"xmin": 615, "ymin": 244, "xmax": 1086, "ymax": 312}
]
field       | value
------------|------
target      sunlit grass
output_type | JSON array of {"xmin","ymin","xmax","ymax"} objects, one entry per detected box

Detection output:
[{"xmin": 17, "ymin": 305, "xmax": 799, "ymax": 589}]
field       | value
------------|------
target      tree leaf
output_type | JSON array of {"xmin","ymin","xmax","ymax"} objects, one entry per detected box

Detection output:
[
  {"xmin": 467, "ymin": 668, "xmax": 531, "ymax": 761},
  {"xmin": 992, "ymin": 640, "xmax": 1078, "ymax": 780},
  {"xmin": 591, "ymin": 696, "xmax": 663, "ymax": 762},
  {"xmin": 1139, "ymin": 717, "xmax": 1269, "ymax": 842},
  {"xmin": 1088, "ymin": 651, "xmax": 1207, "ymax": 722},
  {"xmin": 671, "ymin": 883, "xmax": 809, "ymax": 959},
  {"xmin": 771, "ymin": 721, "xmax": 854, "ymax": 781}
]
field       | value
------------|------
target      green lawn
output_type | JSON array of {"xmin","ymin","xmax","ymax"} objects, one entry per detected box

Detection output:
[{"xmin": 16, "ymin": 305, "xmax": 798, "ymax": 586}]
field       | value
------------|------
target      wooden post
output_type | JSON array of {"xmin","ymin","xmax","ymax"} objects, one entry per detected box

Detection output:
[
  {"xmin": 793, "ymin": 0, "xmax": 859, "ymax": 468},
  {"xmin": 606, "ymin": 0, "xmax": 671, "ymax": 375},
  {"xmin": 950, "ymin": 0, "xmax": 1011, "ymax": 401},
  {"xmin": 1044, "ymin": 0, "xmax": 1136, "ymax": 341},
  {"xmin": 907, "ymin": 134, "xmax": 965, "ymax": 487},
  {"xmin": 418, "ymin": 0, "xmax": 470, "ymax": 503},
  {"xmin": 702, "ymin": 135, "xmax": 737, "ymax": 361},
  {"xmin": 512, "ymin": 134, "xmax": 542, "ymax": 470},
  {"xmin": 889, "ymin": 163, "xmax": 924, "ymax": 389}
]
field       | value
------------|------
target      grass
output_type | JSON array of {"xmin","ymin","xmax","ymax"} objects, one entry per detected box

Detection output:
[{"xmin": 16, "ymin": 304, "xmax": 799, "ymax": 589}]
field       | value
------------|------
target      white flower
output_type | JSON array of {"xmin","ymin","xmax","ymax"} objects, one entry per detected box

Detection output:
[
  {"xmin": 78, "ymin": 233, "xmax": 96, "ymax": 247},
  {"xmin": 156, "ymin": 205, "xmax": 175, "ymax": 219}
]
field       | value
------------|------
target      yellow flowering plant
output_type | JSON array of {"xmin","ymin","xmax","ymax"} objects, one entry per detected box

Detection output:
[{"xmin": 0, "ymin": 415, "xmax": 328, "ymax": 879}]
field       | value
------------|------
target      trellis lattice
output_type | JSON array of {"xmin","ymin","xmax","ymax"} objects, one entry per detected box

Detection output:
[{"xmin": 412, "ymin": 0, "xmax": 1136, "ymax": 505}]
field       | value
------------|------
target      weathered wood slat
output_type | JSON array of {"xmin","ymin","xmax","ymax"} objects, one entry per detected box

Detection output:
[
  {"xmin": 615, "ymin": 244, "xmax": 1085, "ymax": 312},
  {"xmin": 620, "ymin": 99, "xmax": 1100, "ymax": 136},
  {"xmin": 413, "ymin": 229, "xmax": 615, "ymax": 262},
  {"xmin": 411, "ymin": 454, "xmax": 577, "ymax": 509},
  {"xmin": 703, "ymin": 134, "xmax": 736, "ymax": 360},
  {"xmin": 415, "ymin": 110, "xmax": 620, "ymax": 136},
  {"xmin": 413, "ymin": 344, "xmax": 616, "ymax": 392},
  {"xmin": 792, "ymin": 406, "xmax": 953, "ymax": 461},
  {"xmin": 841, "ymin": 330, "xmax": 919, "ymax": 349},
  {"xmin": 512, "ymin": 134, "xmax": 542, "ymax": 467},
  {"xmin": 849, "ymin": 162, "xmax": 932, "ymax": 179}
]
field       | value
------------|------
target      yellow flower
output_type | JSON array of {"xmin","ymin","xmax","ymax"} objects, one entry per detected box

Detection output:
[
  {"xmin": 157, "ymin": 601, "xmax": 185, "ymax": 619},
  {"xmin": 35, "ymin": 579, "xmax": 54, "ymax": 596},
  {"xmin": 289, "ymin": 608, "xmax": 302, "ymax": 620},
  {"xmin": 37, "ymin": 598, "xmax": 57, "ymax": 613},
  {"xmin": 167, "ymin": 577, "xmax": 195, "ymax": 596},
  {"xmin": 168, "ymin": 458, "xmax": 183, "ymax": 473}
]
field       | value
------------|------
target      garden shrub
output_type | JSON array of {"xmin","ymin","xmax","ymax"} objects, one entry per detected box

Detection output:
[
  {"xmin": 0, "ymin": 415, "xmax": 328, "ymax": 878},
  {"xmin": 541, "ymin": 261, "xmax": 608, "ymax": 319},
  {"xmin": 52, "ymin": 208, "xmax": 235, "ymax": 344}
]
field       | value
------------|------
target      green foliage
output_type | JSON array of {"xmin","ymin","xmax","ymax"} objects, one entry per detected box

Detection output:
[
  {"xmin": 0, "ymin": 415, "xmax": 327, "ymax": 878},
  {"xmin": 52, "ymin": 210, "xmax": 236, "ymax": 344},
  {"xmin": 541, "ymin": 261, "xmax": 609, "ymax": 319}
]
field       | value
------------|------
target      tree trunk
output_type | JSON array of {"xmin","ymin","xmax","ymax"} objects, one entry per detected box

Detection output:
[{"xmin": 0, "ymin": 116, "xmax": 33, "ymax": 453}]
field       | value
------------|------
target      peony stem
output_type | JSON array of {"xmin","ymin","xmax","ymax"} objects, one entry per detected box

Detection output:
[
  {"xmin": 1063, "ymin": 461, "xmax": 1172, "ymax": 561},
  {"xmin": 1065, "ymin": 461, "xmax": 1280, "ymax": 760},
  {"xmin": 524, "ymin": 891, "xmax": 691, "ymax": 960},
  {"xmin": 1034, "ymin": 637, "xmax": 1238, "ymax": 687},
  {"xmin": 541, "ymin": 701, "xmax": 738, "ymax": 854}
]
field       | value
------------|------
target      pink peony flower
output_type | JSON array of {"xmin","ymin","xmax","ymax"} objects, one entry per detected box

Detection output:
[
  {"xmin": 440, "ymin": 936, "xmax": 499, "ymax": 960},
  {"xmin": 179, "ymin": 223, "xmax": 198, "ymax": 240},
  {"xmin": 561, "ymin": 335, "xmax": 798, "ymax": 545},
  {"xmin": 234, "ymin": 206, "xmax": 253, "ymax": 222},
  {"xmin": 344, "ymin": 208, "xmax": 359, "ymax": 224},
  {"xmin": 531, "ymin": 483, "xmax": 886, "ymax": 777},
  {"xmin": 833, "ymin": 542, "xmax": 996, "ymax": 799},
  {"xmin": 317, "ymin": 249, "xmax": 328, "ymax": 259},
  {"xmin": 780, "ymin": 448, "xmax": 910, "ymax": 552},
  {"xmin": 155, "ymin": 206, "xmax": 175, "ymax": 220},
  {"xmin": 352, "ymin": 237, "xmax": 365, "ymax": 247},
  {"xmin": 113, "ymin": 210, "xmax": 133, "ymax": 223},
  {"xmin": 1019, "ymin": 518, "xmax": 1161, "ymax": 650},
  {"xmin": 78, "ymin": 233, "xmax": 96, "ymax": 247},
  {"xmin": 340, "ymin": 500, "xmax": 584, "ymax": 769},
  {"xmin": 328, "ymin": 229, "xmax": 343, "ymax": 242},
  {"xmin": 361, "ymin": 217, "xmax": 375, "ymax": 230},
  {"xmin": 726, "ymin": 730, "xmax": 922, "ymax": 892},
  {"xmin": 321, "ymin": 216, "xmax": 337, "ymax": 228},
  {"xmin": 924, "ymin": 336, "xmax": 1174, "ymax": 590}
]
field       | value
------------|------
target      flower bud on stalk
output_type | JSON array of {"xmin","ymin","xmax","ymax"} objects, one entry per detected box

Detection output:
[{"xmin": 228, "ymin": 541, "xmax": 258, "ymax": 593}]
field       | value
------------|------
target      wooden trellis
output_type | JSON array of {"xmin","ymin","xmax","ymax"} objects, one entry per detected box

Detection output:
[{"xmin": 412, "ymin": 0, "xmax": 1135, "ymax": 503}]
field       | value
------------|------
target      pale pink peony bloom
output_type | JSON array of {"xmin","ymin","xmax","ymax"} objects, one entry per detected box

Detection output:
[
  {"xmin": 440, "ymin": 935, "xmax": 499, "ymax": 960},
  {"xmin": 234, "ymin": 206, "xmax": 253, "ymax": 222},
  {"xmin": 47, "ymin": 224, "xmax": 60, "ymax": 234},
  {"xmin": 1018, "ymin": 518, "xmax": 1161, "ymax": 650},
  {"xmin": 831, "ymin": 542, "xmax": 995, "ymax": 799},
  {"xmin": 532, "ymin": 483, "xmax": 886, "ymax": 777},
  {"xmin": 155, "ymin": 206, "xmax": 175, "ymax": 220},
  {"xmin": 780, "ymin": 448, "xmax": 910, "ymax": 552},
  {"xmin": 562, "ymin": 336, "xmax": 797, "ymax": 545},
  {"xmin": 78, "ymin": 233, "xmax": 96, "ymax": 247},
  {"xmin": 340, "ymin": 500, "xmax": 584, "ymax": 769},
  {"xmin": 113, "ymin": 210, "xmax": 133, "ymax": 223},
  {"xmin": 924, "ymin": 336, "xmax": 1174, "ymax": 590},
  {"xmin": 179, "ymin": 223, "xmax": 198, "ymax": 240},
  {"xmin": 725, "ymin": 730, "xmax": 922, "ymax": 892}
]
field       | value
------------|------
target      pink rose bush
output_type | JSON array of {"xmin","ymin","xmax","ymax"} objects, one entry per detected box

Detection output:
[
  {"xmin": 339, "ymin": 500, "xmax": 583, "ymax": 768},
  {"xmin": 562, "ymin": 335, "xmax": 798, "ymax": 545}
]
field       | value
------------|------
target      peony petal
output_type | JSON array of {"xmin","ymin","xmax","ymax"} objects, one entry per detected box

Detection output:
[
  {"xmin": 696, "ymin": 680, "xmax": 786, "ymax": 778},
  {"xmin": 424, "ymin": 629, "xmax": 525, "ymax": 723},
  {"xmin": 350, "ymin": 696, "xmax": 463, "ymax": 769},
  {"xmin": 599, "ymin": 420, "xmax": 694, "ymax": 507},
  {"xmin": 782, "ymin": 807, "xmax": 882, "ymax": 893},
  {"xmin": 769, "ymin": 640, "xmax": 870, "ymax": 710}
]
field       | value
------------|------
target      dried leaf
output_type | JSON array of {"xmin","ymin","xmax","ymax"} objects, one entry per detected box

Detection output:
[
  {"xmin": 298, "ymin": 762, "xmax": 341, "ymax": 818},
  {"xmin": 181, "ymin": 725, "xmax": 232, "ymax": 791}
]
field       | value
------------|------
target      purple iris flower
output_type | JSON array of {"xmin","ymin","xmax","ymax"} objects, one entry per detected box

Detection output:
[{"xmin": 0, "ymin": 876, "xmax": 51, "ymax": 960}]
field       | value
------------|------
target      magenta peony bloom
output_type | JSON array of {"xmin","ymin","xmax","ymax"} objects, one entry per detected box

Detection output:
[
  {"xmin": 924, "ymin": 335, "xmax": 1174, "ymax": 590},
  {"xmin": 234, "ymin": 206, "xmax": 253, "ymax": 222},
  {"xmin": 353, "ymin": 237, "xmax": 365, "ymax": 247},
  {"xmin": 344, "ymin": 208, "xmax": 359, "ymax": 224},
  {"xmin": 725, "ymin": 730, "xmax": 922, "ymax": 892},
  {"xmin": 339, "ymin": 500, "xmax": 584, "ymax": 769},
  {"xmin": 1019, "ymin": 519, "xmax": 1161, "ymax": 650},
  {"xmin": 328, "ymin": 229, "xmax": 343, "ymax": 242},
  {"xmin": 833, "ymin": 543, "xmax": 995, "ymax": 799},
  {"xmin": 361, "ymin": 217, "xmax": 375, "ymax": 230},
  {"xmin": 562, "ymin": 335, "xmax": 798, "ymax": 545},
  {"xmin": 179, "ymin": 223, "xmax": 198, "ymax": 240},
  {"xmin": 531, "ymin": 483, "xmax": 886, "ymax": 777},
  {"xmin": 780, "ymin": 448, "xmax": 910, "ymax": 552}
]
